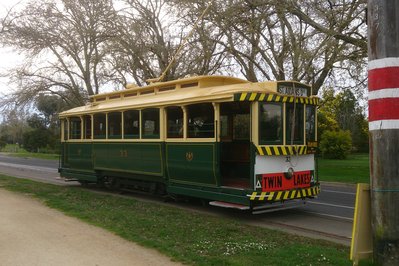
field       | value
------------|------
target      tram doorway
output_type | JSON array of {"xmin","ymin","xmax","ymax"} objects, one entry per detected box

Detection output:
[{"xmin": 219, "ymin": 102, "xmax": 251, "ymax": 188}]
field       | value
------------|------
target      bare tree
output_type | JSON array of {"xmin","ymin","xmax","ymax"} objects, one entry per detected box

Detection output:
[
  {"xmin": 0, "ymin": 0, "xmax": 367, "ymax": 110},
  {"xmin": 1, "ymin": 0, "xmax": 118, "ymax": 107},
  {"xmin": 174, "ymin": 0, "xmax": 367, "ymax": 94},
  {"xmin": 109, "ymin": 0, "xmax": 226, "ymax": 86}
]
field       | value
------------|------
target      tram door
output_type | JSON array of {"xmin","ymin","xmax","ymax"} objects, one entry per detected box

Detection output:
[{"xmin": 219, "ymin": 102, "xmax": 251, "ymax": 188}]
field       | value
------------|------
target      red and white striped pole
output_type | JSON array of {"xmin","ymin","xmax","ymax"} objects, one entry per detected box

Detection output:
[
  {"xmin": 368, "ymin": 1, "xmax": 399, "ymax": 264},
  {"xmin": 369, "ymin": 58, "xmax": 399, "ymax": 129}
]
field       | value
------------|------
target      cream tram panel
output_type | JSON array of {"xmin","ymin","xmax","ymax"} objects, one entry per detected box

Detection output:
[{"xmin": 254, "ymin": 154, "xmax": 315, "ymax": 188}]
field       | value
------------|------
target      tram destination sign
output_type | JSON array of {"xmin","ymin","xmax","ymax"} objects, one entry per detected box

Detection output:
[{"xmin": 277, "ymin": 82, "xmax": 310, "ymax": 97}]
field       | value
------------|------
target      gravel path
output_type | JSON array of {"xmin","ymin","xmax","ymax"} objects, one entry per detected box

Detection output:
[{"xmin": 0, "ymin": 188, "xmax": 181, "ymax": 266}]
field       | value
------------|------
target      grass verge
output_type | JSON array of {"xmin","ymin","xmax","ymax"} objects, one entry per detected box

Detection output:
[
  {"xmin": 1, "ymin": 144, "xmax": 59, "ymax": 160},
  {"xmin": 0, "ymin": 175, "xmax": 353, "ymax": 266},
  {"xmin": 318, "ymin": 154, "xmax": 370, "ymax": 184}
]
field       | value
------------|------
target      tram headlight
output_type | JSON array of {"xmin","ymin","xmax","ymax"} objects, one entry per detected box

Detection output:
[{"xmin": 285, "ymin": 167, "xmax": 294, "ymax": 179}]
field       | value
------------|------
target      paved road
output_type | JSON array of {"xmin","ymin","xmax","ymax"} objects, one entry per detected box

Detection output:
[
  {"xmin": 0, "ymin": 153, "xmax": 356, "ymax": 245},
  {"xmin": 0, "ymin": 153, "xmax": 75, "ymax": 185}
]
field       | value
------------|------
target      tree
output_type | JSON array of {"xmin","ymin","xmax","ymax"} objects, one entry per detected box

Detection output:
[
  {"xmin": 23, "ymin": 113, "xmax": 57, "ymax": 153},
  {"xmin": 23, "ymin": 128, "xmax": 53, "ymax": 153},
  {"xmin": 1, "ymin": 0, "xmax": 119, "ymax": 107},
  {"xmin": 318, "ymin": 87, "xmax": 368, "ymax": 152},
  {"xmin": 319, "ymin": 130, "xmax": 352, "ymax": 159},
  {"xmin": 0, "ymin": 109, "xmax": 30, "ymax": 144},
  {"xmin": 109, "ymin": 0, "xmax": 226, "ymax": 86},
  {"xmin": 174, "ymin": 0, "xmax": 367, "ymax": 95},
  {"xmin": 1, "ymin": 0, "xmax": 368, "ymax": 108}
]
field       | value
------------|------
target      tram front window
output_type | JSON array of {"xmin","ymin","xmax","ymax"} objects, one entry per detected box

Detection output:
[
  {"xmin": 286, "ymin": 103, "xmax": 304, "ymax": 144},
  {"xmin": 259, "ymin": 103, "xmax": 283, "ymax": 145},
  {"xmin": 306, "ymin": 106, "xmax": 316, "ymax": 142}
]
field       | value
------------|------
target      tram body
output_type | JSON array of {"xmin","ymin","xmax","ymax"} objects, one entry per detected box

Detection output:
[{"xmin": 59, "ymin": 76, "xmax": 320, "ymax": 212}]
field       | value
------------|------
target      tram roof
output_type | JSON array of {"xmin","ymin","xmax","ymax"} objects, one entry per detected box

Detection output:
[{"xmin": 59, "ymin": 75, "xmax": 311, "ymax": 117}]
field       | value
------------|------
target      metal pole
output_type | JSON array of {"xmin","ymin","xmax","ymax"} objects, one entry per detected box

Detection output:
[{"xmin": 368, "ymin": 1, "xmax": 399, "ymax": 265}]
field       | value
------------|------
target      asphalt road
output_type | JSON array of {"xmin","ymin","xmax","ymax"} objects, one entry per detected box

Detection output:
[{"xmin": 0, "ymin": 153, "xmax": 356, "ymax": 246}]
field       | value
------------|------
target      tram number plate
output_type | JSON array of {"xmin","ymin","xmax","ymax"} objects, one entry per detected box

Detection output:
[{"xmin": 261, "ymin": 171, "xmax": 311, "ymax": 192}]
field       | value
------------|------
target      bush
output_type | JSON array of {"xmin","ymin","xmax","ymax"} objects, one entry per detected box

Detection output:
[
  {"xmin": 23, "ymin": 129, "xmax": 52, "ymax": 153},
  {"xmin": 0, "ymin": 140, "xmax": 6, "ymax": 151},
  {"xmin": 319, "ymin": 130, "xmax": 352, "ymax": 159}
]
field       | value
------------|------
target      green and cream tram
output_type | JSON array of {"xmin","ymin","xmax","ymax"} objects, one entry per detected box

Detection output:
[{"xmin": 59, "ymin": 75, "xmax": 320, "ymax": 213}]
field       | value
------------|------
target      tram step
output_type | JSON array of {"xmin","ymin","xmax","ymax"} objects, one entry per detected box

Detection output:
[{"xmin": 209, "ymin": 201, "xmax": 250, "ymax": 210}]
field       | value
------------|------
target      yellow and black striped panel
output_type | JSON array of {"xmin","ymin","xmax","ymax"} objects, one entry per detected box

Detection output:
[
  {"xmin": 256, "ymin": 145, "xmax": 308, "ymax": 156},
  {"xmin": 234, "ymin": 92, "xmax": 319, "ymax": 105},
  {"xmin": 248, "ymin": 186, "xmax": 320, "ymax": 202}
]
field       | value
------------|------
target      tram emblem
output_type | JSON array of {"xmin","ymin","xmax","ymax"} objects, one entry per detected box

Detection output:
[{"xmin": 186, "ymin": 152, "xmax": 194, "ymax": 161}]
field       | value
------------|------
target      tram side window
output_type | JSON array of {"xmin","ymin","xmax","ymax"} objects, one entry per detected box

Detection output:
[
  {"xmin": 286, "ymin": 103, "xmax": 304, "ymax": 144},
  {"xmin": 187, "ymin": 103, "xmax": 214, "ymax": 138},
  {"xmin": 220, "ymin": 115, "xmax": 230, "ymax": 139},
  {"xmin": 259, "ymin": 103, "xmax": 283, "ymax": 145},
  {"xmin": 69, "ymin": 117, "xmax": 81, "ymax": 139},
  {"xmin": 166, "ymin": 107, "xmax": 183, "ymax": 138},
  {"xmin": 93, "ymin": 113, "xmax": 106, "ymax": 139},
  {"xmin": 306, "ymin": 106, "xmax": 316, "ymax": 142},
  {"xmin": 124, "ymin": 110, "xmax": 140, "ymax": 139},
  {"xmin": 63, "ymin": 119, "xmax": 68, "ymax": 140},
  {"xmin": 83, "ymin": 115, "xmax": 91, "ymax": 139},
  {"xmin": 142, "ymin": 108, "xmax": 160, "ymax": 139},
  {"xmin": 108, "ymin": 112, "xmax": 122, "ymax": 139}
]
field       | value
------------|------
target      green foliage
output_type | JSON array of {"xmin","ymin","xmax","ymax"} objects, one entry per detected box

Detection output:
[
  {"xmin": 23, "ymin": 128, "xmax": 55, "ymax": 153},
  {"xmin": 318, "ymin": 88, "xmax": 368, "ymax": 153},
  {"xmin": 0, "ymin": 140, "xmax": 7, "ymax": 150},
  {"xmin": 319, "ymin": 130, "xmax": 352, "ymax": 159}
]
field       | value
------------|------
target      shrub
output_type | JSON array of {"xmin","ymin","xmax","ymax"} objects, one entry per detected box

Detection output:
[
  {"xmin": 23, "ymin": 129, "xmax": 52, "ymax": 153},
  {"xmin": 0, "ymin": 140, "xmax": 6, "ymax": 151},
  {"xmin": 319, "ymin": 130, "xmax": 352, "ymax": 159}
]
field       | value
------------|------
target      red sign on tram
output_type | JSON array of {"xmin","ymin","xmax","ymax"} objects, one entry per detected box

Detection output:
[{"xmin": 261, "ymin": 170, "xmax": 312, "ymax": 192}]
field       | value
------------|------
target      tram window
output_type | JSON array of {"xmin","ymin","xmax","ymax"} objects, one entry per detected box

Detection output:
[
  {"xmin": 93, "ymin": 113, "xmax": 106, "ymax": 139},
  {"xmin": 69, "ymin": 117, "xmax": 81, "ymax": 139},
  {"xmin": 166, "ymin": 107, "xmax": 183, "ymax": 138},
  {"xmin": 142, "ymin": 108, "xmax": 160, "ymax": 139},
  {"xmin": 83, "ymin": 115, "xmax": 91, "ymax": 139},
  {"xmin": 187, "ymin": 103, "xmax": 214, "ymax": 138},
  {"xmin": 286, "ymin": 103, "xmax": 304, "ymax": 144},
  {"xmin": 124, "ymin": 110, "xmax": 140, "ymax": 139},
  {"xmin": 108, "ymin": 112, "xmax": 122, "ymax": 139},
  {"xmin": 259, "ymin": 103, "xmax": 283, "ymax": 144},
  {"xmin": 233, "ymin": 114, "xmax": 250, "ymax": 140},
  {"xmin": 220, "ymin": 115, "xmax": 230, "ymax": 139},
  {"xmin": 63, "ymin": 119, "xmax": 68, "ymax": 140},
  {"xmin": 306, "ymin": 106, "xmax": 316, "ymax": 142}
]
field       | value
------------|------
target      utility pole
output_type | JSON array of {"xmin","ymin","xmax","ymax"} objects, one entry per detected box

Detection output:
[{"xmin": 368, "ymin": 1, "xmax": 399, "ymax": 265}]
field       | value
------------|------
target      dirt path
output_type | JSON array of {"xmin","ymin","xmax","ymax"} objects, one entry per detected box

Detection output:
[{"xmin": 0, "ymin": 188, "xmax": 181, "ymax": 266}]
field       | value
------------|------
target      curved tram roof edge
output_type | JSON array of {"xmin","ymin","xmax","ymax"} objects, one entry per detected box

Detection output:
[{"xmin": 60, "ymin": 75, "xmax": 316, "ymax": 117}]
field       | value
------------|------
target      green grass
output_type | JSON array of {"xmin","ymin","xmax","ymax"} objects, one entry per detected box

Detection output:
[
  {"xmin": 318, "ymin": 153, "xmax": 370, "ymax": 184},
  {"xmin": 1, "ymin": 144, "xmax": 59, "ymax": 160},
  {"xmin": 0, "ymin": 175, "xmax": 354, "ymax": 266}
]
